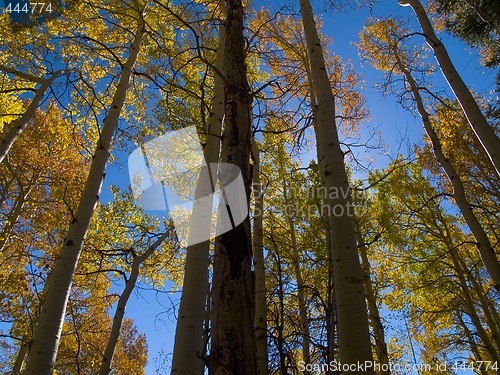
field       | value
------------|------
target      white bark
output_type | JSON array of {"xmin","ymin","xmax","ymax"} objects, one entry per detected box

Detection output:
[
  {"xmin": 99, "ymin": 232, "xmax": 169, "ymax": 375},
  {"xmin": 396, "ymin": 54, "xmax": 500, "ymax": 292},
  {"xmin": 170, "ymin": 14, "xmax": 225, "ymax": 375},
  {"xmin": 399, "ymin": 0, "xmax": 500, "ymax": 178},
  {"xmin": 12, "ymin": 338, "xmax": 28, "ymax": 375},
  {"xmin": 23, "ymin": 15, "xmax": 146, "ymax": 375},
  {"xmin": 299, "ymin": 0, "xmax": 374, "ymax": 371},
  {"xmin": 0, "ymin": 68, "xmax": 67, "ymax": 164},
  {"xmin": 252, "ymin": 141, "xmax": 268, "ymax": 375}
]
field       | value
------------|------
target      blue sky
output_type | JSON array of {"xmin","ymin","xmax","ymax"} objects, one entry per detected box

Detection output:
[{"xmin": 98, "ymin": 0, "xmax": 499, "ymax": 373}]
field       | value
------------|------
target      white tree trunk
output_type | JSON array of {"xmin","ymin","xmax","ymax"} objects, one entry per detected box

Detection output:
[
  {"xmin": 11, "ymin": 337, "xmax": 28, "ymax": 375},
  {"xmin": 399, "ymin": 0, "xmax": 500, "ymax": 178},
  {"xmin": 252, "ymin": 141, "xmax": 268, "ymax": 375},
  {"xmin": 23, "ymin": 15, "xmax": 146, "ymax": 375},
  {"xmin": 396, "ymin": 54, "xmax": 500, "ymax": 292},
  {"xmin": 299, "ymin": 0, "xmax": 374, "ymax": 371},
  {"xmin": 170, "ymin": 13, "xmax": 225, "ymax": 375},
  {"xmin": 99, "ymin": 232, "xmax": 169, "ymax": 375},
  {"xmin": 0, "ymin": 67, "xmax": 66, "ymax": 164}
]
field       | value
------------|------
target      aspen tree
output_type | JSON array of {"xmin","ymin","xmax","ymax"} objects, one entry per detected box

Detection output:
[
  {"xmin": 23, "ymin": 9, "xmax": 147, "ymax": 375},
  {"xmin": 358, "ymin": 16, "xmax": 500, "ymax": 291},
  {"xmin": 396, "ymin": 52, "xmax": 500, "ymax": 291},
  {"xmin": 356, "ymin": 229, "xmax": 390, "ymax": 374},
  {"xmin": 280, "ymin": 151, "xmax": 311, "ymax": 370},
  {"xmin": 298, "ymin": 0, "xmax": 374, "ymax": 371},
  {"xmin": 0, "ymin": 67, "xmax": 69, "ymax": 164},
  {"xmin": 170, "ymin": 5, "xmax": 226, "ymax": 373},
  {"xmin": 210, "ymin": 0, "xmax": 257, "ymax": 371},
  {"xmin": 99, "ymin": 232, "xmax": 169, "ymax": 375},
  {"xmin": 399, "ymin": 0, "xmax": 500, "ymax": 178}
]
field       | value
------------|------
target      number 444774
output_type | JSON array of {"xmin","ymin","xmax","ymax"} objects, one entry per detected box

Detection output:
[{"xmin": 5, "ymin": 2, "xmax": 53, "ymax": 14}]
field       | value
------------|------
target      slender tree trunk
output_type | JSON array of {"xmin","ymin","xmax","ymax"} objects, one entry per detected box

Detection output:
[
  {"xmin": 282, "ymin": 179, "xmax": 311, "ymax": 370},
  {"xmin": 271, "ymin": 233, "xmax": 288, "ymax": 375},
  {"xmin": 454, "ymin": 251, "xmax": 500, "ymax": 353},
  {"xmin": 99, "ymin": 232, "xmax": 169, "ymax": 375},
  {"xmin": 12, "ymin": 338, "xmax": 28, "ymax": 375},
  {"xmin": 0, "ymin": 176, "xmax": 32, "ymax": 251},
  {"xmin": 288, "ymin": 217, "xmax": 311, "ymax": 371},
  {"xmin": 395, "ymin": 54, "xmax": 500, "ymax": 292},
  {"xmin": 355, "ymin": 229, "xmax": 390, "ymax": 375},
  {"xmin": 209, "ymin": 0, "xmax": 256, "ymax": 371},
  {"xmin": 457, "ymin": 313, "xmax": 489, "ymax": 375},
  {"xmin": 448, "ymin": 246, "xmax": 500, "ymax": 362},
  {"xmin": 170, "ymin": 13, "xmax": 225, "ymax": 375},
  {"xmin": 468, "ymin": 267, "xmax": 500, "ymax": 347},
  {"xmin": 455, "ymin": 239, "xmax": 500, "ymax": 334},
  {"xmin": 467, "ymin": 249, "xmax": 500, "ymax": 327},
  {"xmin": 0, "ymin": 67, "xmax": 66, "ymax": 164},
  {"xmin": 325, "ymin": 228, "xmax": 339, "ymax": 375},
  {"xmin": 23, "ymin": 15, "xmax": 146, "ymax": 375},
  {"xmin": 252, "ymin": 141, "xmax": 268, "ymax": 375},
  {"xmin": 299, "ymin": 0, "xmax": 374, "ymax": 371},
  {"xmin": 277, "ymin": 263, "xmax": 287, "ymax": 375},
  {"xmin": 399, "ymin": 0, "xmax": 500, "ymax": 178}
]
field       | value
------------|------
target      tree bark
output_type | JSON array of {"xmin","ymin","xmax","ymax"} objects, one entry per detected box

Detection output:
[
  {"xmin": 99, "ymin": 232, "xmax": 169, "ymax": 375},
  {"xmin": 209, "ymin": 0, "xmax": 256, "ymax": 371},
  {"xmin": 170, "ymin": 11, "xmax": 225, "ymax": 375},
  {"xmin": 395, "ymin": 53, "xmax": 500, "ymax": 292},
  {"xmin": 299, "ymin": 0, "xmax": 374, "ymax": 371},
  {"xmin": 12, "ymin": 337, "xmax": 28, "ymax": 375},
  {"xmin": 23, "ymin": 14, "xmax": 146, "ymax": 375},
  {"xmin": 399, "ymin": 0, "xmax": 500, "ymax": 178}
]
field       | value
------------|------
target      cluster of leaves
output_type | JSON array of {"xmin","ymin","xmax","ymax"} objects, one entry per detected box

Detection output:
[
  {"xmin": 435, "ymin": 0, "xmax": 500, "ymax": 69},
  {"xmin": 435, "ymin": 0, "xmax": 500, "ymax": 119}
]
